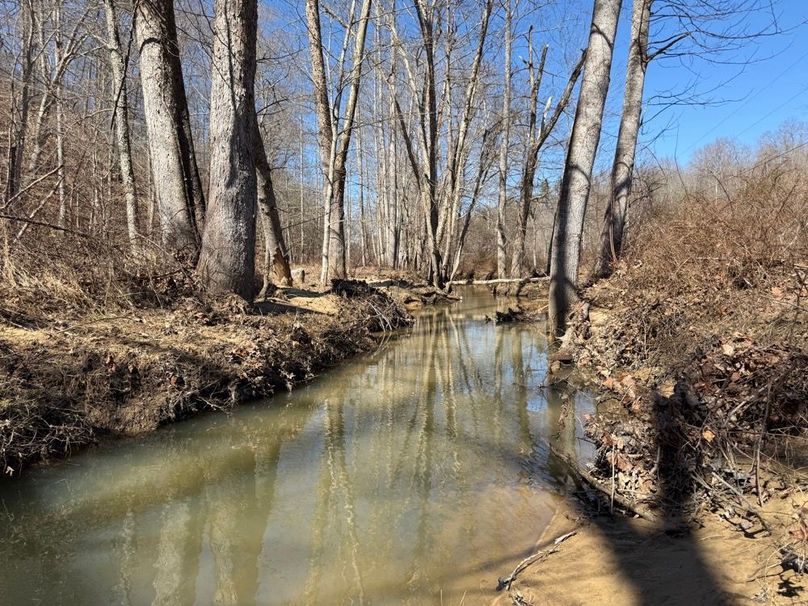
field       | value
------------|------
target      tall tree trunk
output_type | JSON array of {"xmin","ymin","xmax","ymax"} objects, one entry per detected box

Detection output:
[
  {"xmin": 511, "ymin": 47, "xmax": 585, "ymax": 277},
  {"xmin": 54, "ymin": 0, "xmax": 67, "ymax": 229},
  {"xmin": 548, "ymin": 0, "xmax": 622, "ymax": 337},
  {"xmin": 253, "ymin": 117, "xmax": 292, "ymax": 291},
  {"xmin": 511, "ymin": 38, "xmax": 546, "ymax": 278},
  {"xmin": 305, "ymin": 0, "xmax": 334, "ymax": 283},
  {"xmin": 383, "ymin": 0, "xmax": 400, "ymax": 269},
  {"xmin": 594, "ymin": 0, "xmax": 651, "ymax": 279},
  {"xmin": 306, "ymin": 0, "xmax": 372, "ymax": 284},
  {"xmin": 496, "ymin": 0, "xmax": 512, "ymax": 279},
  {"xmin": 385, "ymin": 97, "xmax": 399, "ymax": 269},
  {"xmin": 440, "ymin": 0, "xmax": 493, "ymax": 278},
  {"xmin": 413, "ymin": 0, "xmax": 442, "ymax": 288},
  {"xmin": 4, "ymin": 1, "xmax": 35, "ymax": 206},
  {"xmin": 357, "ymin": 121, "xmax": 368, "ymax": 267},
  {"xmin": 104, "ymin": 0, "xmax": 139, "ymax": 248},
  {"xmin": 196, "ymin": 0, "xmax": 258, "ymax": 297},
  {"xmin": 135, "ymin": 0, "xmax": 204, "ymax": 257}
]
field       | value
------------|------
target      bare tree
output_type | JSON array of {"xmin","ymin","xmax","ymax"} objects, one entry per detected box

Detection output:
[
  {"xmin": 510, "ymin": 39, "xmax": 586, "ymax": 278},
  {"xmin": 548, "ymin": 0, "xmax": 622, "ymax": 337},
  {"xmin": 593, "ymin": 0, "xmax": 780, "ymax": 279},
  {"xmin": 437, "ymin": 0, "xmax": 493, "ymax": 280},
  {"xmin": 412, "ymin": 0, "xmax": 442, "ymax": 287},
  {"xmin": 390, "ymin": 0, "xmax": 494, "ymax": 287},
  {"xmin": 594, "ymin": 0, "xmax": 651, "ymax": 279},
  {"xmin": 496, "ymin": 0, "xmax": 512, "ymax": 279},
  {"xmin": 305, "ymin": 0, "xmax": 373, "ymax": 283},
  {"xmin": 196, "ymin": 0, "xmax": 258, "ymax": 297},
  {"xmin": 253, "ymin": 117, "xmax": 293, "ymax": 291},
  {"xmin": 25, "ymin": 0, "xmax": 90, "ymax": 182},
  {"xmin": 135, "ymin": 0, "xmax": 205, "ymax": 256},
  {"xmin": 3, "ymin": 0, "xmax": 35, "ymax": 206},
  {"xmin": 103, "ymin": 0, "xmax": 139, "ymax": 248}
]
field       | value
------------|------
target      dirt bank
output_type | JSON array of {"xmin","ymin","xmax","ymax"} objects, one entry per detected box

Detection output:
[
  {"xmin": 508, "ymin": 258, "xmax": 807, "ymax": 605},
  {"xmin": 0, "ymin": 280, "xmax": 439, "ymax": 477},
  {"xmin": 498, "ymin": 498, "xmax": 806, "ymax": 606}
]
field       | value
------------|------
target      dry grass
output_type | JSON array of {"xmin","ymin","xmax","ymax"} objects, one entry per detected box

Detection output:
[
  {"xmin": 568, "ymin": 161, "xmax": 808, "ymax": 545},
  {"xmin": 0, "ymin": 230, "xmax": 416, "ymax": 476},
  {"xmin": 585, "ymin": 164, "xmax": 807, "ymax": 371}
]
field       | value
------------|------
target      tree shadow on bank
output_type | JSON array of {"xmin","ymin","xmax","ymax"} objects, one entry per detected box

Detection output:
[{"xmin": 540, "ymin": 385, "xmax": 754, "ymax": 605}]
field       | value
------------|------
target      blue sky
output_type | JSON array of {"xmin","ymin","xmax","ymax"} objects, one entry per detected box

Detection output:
[{"xmin": 629, "ymin": 1, "xmax": 808, "ymax": 165}]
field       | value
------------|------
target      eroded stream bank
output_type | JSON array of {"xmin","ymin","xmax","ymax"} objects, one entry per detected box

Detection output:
[
  {"xmin": 0, "ymin": 288, "xmax": 593, "ymax": 604},
  {"xmin": 0, "ymin": 282, "xmax": 413, "ymax": 475}
]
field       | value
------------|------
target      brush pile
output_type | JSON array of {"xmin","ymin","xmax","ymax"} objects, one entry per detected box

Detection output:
[{"xmin": 567, "ymin": 177, "xmax": 808, "ymax": 538}]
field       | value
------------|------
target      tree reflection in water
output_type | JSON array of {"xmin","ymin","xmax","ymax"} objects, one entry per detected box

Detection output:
[{"xmin": 0, "ymin": 288, "xmax": 594, "ymax": 605}]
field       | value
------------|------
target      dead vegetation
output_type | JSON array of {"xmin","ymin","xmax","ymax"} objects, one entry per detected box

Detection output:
[
  {"xmin": 561, "ymin": 162, "xmax": 808, "ymax": 574},
  {"xmin": 0, "ymin": 240, "xmax": 414, "ymax": 476}
]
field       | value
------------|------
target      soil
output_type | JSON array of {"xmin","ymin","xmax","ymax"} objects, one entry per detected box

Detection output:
[
  {"xmin": 0, "ymin": 279, "xmax": 438, "ymax": 477},
  {"xmin": 510, "ymin": 260, "xmax": 808, "ymax": 606},
  {"xmin": 499, "ymin": 498, "xmax": 807, "ymax": 606}
]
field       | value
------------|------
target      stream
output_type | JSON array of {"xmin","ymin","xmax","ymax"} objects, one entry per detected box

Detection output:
[{"xmin": 0, "ymin": 288, "xmax": 593, "ymax": 605}]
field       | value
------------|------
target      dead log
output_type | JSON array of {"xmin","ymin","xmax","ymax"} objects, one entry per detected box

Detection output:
[
  {"xmin": 550, "ymin": 444, "xmax": 660, "ymax": 523},
  {"xmin": 447, "ymin": 277, "xmax": 549, "ymax": 286},
  {"xmin": 494, "ymin": 307, "xmax": 525, "ymax": 324}
]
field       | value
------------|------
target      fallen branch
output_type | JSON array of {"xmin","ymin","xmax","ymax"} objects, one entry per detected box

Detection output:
[
  {"xmin": 497, "ymin": 530, "xmax": 577, "ymax": 591},
  {"xmin": 550, "ymin": 444, "xmax": 660, "ymax": 523},
  {"xmin": 447, "ymin": 277, "xmax": 549, "ymax": 286},
  {"xmin": 692, "ymin": 472, "xmax": 772, "ymax": 534},
  {"xmin": 0, "ymin": 213, "xmax": 92, "ymax": 238}
]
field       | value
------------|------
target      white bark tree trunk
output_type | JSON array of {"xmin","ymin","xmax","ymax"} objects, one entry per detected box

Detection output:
[
  {"xmin": 196, "ymin": 0, "xmax": 258, "ymax": 298},
  {"xmin": 135, "ymin": 0, "xmax": 204, "ymax": 257},
  {"xmin": 548, "ymin": 0, "xmax": 622, "ymax": 337},
  {"xmin": 306, "ymin": 0, "xmax": 372, "ymax": 284},
  {"xmin": 496, "ymin": 0, "xmax": 512, "ymax": 279},
  {"xmin": 595, "ymin": 0, "xmax": 652, "ymax": 279},
  {"xmin": 104, "ymin": 0, "xmax": 139, "ymax": 248}
]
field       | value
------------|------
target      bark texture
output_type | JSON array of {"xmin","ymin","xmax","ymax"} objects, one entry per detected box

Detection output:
[
  {"xmin": 196, "ymin": 0, "xmax": 258, "ymax": 297},
  {"xmin": 135, "ymin": 0, "xmax": 205, "ymax": 256},
  {"xmin": 548, "ymin": 0, "xmax": 622, "ymax": 337},
  {"xmin": 104, "ymin": 0, "xmax": 139, "ymax": 247},
  {"xmin": 306, "ymin": 0, "xmax": 372, "ymax": 283},
  {"xmin": 253, "ymin": 118, "xmax": 293, "ymax": 290},
  {"xmin": 594, "ymin": 0, "xmax": 652, "ymax": 279},
  {"xmin": 496, "ymin": 0, "xmax": 512, "ymax": 279}
]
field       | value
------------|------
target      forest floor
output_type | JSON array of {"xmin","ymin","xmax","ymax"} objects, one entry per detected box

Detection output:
[
  {"xmin": 0, "ymin": 272, "xmax": 449, "ymax": 477},
  {"xmin": 503, "ymin": 259, "xmax": 808, "ymax": 605}
]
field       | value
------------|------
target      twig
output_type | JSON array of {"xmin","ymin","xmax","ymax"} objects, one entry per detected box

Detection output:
[
  {"xmin": 0, "ymin": 213, "xmax": 92, "ymax": 238},
  {"xmin": 704, "ymin": 472, "xmax": 772, "ymax": 533},
  {"xmin": 497, "ymin": 530, "xmax": 577, "ymax": 591},
  {"xmin": 550, "ymin": 444, "xmax": 660, "ymax": 522}
]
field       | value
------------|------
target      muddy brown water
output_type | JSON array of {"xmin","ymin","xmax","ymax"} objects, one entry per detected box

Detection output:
[{"xmin": 0, "ymin": 288, "xmax": 593, "ymax": 605}]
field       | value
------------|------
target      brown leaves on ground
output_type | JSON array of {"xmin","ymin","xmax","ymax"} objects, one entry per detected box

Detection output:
[{"xmin": 567, "ymin": 243, "xmax": 806, "ymax": 534}]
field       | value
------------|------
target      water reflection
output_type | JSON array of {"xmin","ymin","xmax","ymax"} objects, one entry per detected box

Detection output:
[{"xmin": 0, "ymin": 288, "xmax": 592, "ymax": 605}]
